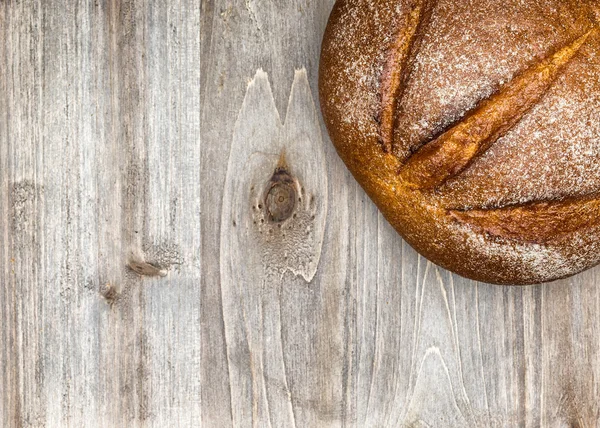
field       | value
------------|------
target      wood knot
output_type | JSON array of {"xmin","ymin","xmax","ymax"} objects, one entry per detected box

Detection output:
[
  {"xmin": 127, "ymin": 260, "xmax": 167, "ymax": 277},
  {"xmin": 265, "ymin": 167, "xmax": 297, "ymax": 222},
  {"xmin": 100, "ymin": 283, "xmax": 119, "ymax": 304}
]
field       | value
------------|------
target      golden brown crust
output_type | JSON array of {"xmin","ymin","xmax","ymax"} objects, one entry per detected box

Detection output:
[
  {"xmin": 319, "ymin": 0, "xmax": 600, "ymax": 284},
  {"xmin": 449, "ymin": 194, "xmax": 600, "ymax": 244},
  {"xmin": 399, "ymin": 29, "xmax": 596, "ymax": 190},
  {"xmin": 379, "ymin": 0, "xmax": 435, "ymax": 153}
]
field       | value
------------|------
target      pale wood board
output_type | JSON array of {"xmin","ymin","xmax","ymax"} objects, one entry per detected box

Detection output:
[{"xmin": 1, "ymin": 0, "xmax": 599, "ymax": 426}]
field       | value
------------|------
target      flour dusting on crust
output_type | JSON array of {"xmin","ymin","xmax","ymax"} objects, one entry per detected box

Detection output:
[{"xmin": 320, "ymin": 0, "xmax": 600, "ymax": 283}]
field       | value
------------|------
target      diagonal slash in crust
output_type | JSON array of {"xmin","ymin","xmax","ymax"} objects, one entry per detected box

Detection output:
[{"xmin": 379, "ymin": 3, "xmax": 599, "ymax": 243}]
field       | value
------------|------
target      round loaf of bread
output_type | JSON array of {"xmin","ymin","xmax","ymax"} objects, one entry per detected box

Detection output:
[{"xmin": 319, "ymin": 0, "xmax": 600, "ymax": 284}]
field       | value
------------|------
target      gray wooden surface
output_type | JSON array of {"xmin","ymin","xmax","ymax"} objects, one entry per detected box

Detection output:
[{"xmin": 1, "ymin": 1, "xmax": 600, "ymax": 426}]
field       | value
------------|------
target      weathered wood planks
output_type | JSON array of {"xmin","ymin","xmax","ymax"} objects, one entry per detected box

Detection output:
[{"xmin": 0, "ymin": 1, "xmax": 599, "ymax": 426}]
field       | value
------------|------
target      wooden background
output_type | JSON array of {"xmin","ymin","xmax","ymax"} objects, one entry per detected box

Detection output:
[{"xmin": 2, "ymin": 0, "xmax": 600, "ymax": 426}]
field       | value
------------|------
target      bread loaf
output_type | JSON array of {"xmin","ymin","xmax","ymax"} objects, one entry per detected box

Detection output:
[{"xmin": 319, "ymin": 0, "xmax": 600, "ymax": 284}]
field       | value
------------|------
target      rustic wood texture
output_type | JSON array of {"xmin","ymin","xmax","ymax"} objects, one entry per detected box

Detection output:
[{"xmin": 1, "ymin": 1, "xmax": 599, "ymax": 426}]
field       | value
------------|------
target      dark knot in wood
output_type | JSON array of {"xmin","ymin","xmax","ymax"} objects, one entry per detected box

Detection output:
[
  {"xmin": 127, "ymin": 260, "xmax": 167, "ymax": 277},
  {"xmin": 265, "ymin": 167, "xmax": 297, "ymax": 222}
]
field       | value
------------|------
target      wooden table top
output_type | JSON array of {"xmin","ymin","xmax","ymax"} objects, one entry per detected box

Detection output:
[{"xmin": 1, "ymin": 1, "xmax": 599, "ymax": 426}]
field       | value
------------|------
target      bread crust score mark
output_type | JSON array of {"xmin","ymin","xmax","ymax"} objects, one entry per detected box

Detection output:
[
  {"xmin": 379, "ymin": 0, "xmax": 436, "ymax": 153},
  {"xmin": 448, "ymin": 195, "xmax": 600, "ymax": 244},
  {"xmin": 397, "ymin": 28, "xmax": 596, "ymax": 189},
  {"xmin": 378, "ymin": 16, "xmax": 598, "ymax": 244}
]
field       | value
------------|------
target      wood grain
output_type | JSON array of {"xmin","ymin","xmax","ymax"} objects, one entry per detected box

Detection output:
[{"xmin": 1, "ymin": 0, "xmax": 599, "ymax": 426}]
